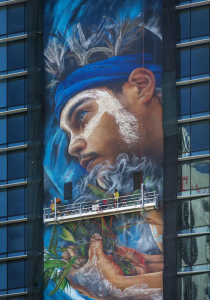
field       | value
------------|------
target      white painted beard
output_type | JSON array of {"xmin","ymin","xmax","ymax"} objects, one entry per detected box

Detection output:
[{"xmin": 73, "ymin": 154, "xmax": 163, "ymax": 204}]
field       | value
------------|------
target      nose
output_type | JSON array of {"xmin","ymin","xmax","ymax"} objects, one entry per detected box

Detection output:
[{"xmin": 68, "ymin": 139, "xmax": 87, "ymax": 157}]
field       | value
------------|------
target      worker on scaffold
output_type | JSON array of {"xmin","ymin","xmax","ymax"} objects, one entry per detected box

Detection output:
[
  {"xmin": 114, "ymin": 189, "xmax": 119, "ymax": 208},
  {"xmin": 49, "ymin": 200, "xmax": 55, "ymax": 218}
]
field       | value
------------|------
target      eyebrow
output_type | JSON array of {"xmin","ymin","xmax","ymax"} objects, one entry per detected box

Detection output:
[{"xmin": 67, "ymin": 97, "xmax": 93, "ymax": 122}]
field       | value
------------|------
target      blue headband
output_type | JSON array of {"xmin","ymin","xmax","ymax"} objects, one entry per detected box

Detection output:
[{"xmin": 55, "ymin": 54, "xmax": 162, "ymax": 121}]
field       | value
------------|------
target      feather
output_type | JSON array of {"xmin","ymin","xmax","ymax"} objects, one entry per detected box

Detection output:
[{"xmin": 77, "ymin": 23, "xmax": 86, "ymax": 47}]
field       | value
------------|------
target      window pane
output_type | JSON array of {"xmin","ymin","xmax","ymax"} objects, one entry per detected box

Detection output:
[
  {"xmin": 191, "ymin": 6, "xmax": 209, "ymax": 39},
  {"xmin": 8, "ymin": 151, "xmax": 25, "ymax": 180},
  {"xmin": 191, "ymin": 159, "xmax": 210, "ymax": 190},
  {"xmin": 8, "ymin": 260, "xmax": 25, "ymax": 289},
  {"xmin": 8, "ymin": 224, "xmax": 25, "ymax": 253},
  {"xmin": 0, "ymin": 263, "xmax": 7, "ymax": 291},
  {"xmin": 179, "ymin": 125, "xmax": 190, "ymax": 155},
  {"xmin": 8, "ymin": 77, "xmax": 25, "ymax": 107},
  {"xmin": 8, "ymin": 114, "xmax": 25, "ymax": 144},
  {"xmin": 0, "ymin": 226, "xmax": 7, "ymax": 254},
  {"xmin": 0, "ymin": 7, "xmax": 7, "ymax": 36},
  {"xmin": 0, "ymin": 44, "xmax": 7, "ymax": 72},
  {"xmin": 0, "ymin": 116, "xmax": 7, "ymax": 145},
  {"xmin": 0, "ymin": 189, "xmax": 7, "ymax": 219},
  {"xmin": 191, "ymin": 121, "xmax": 209, "ymax": 153},
  {"xmin": 8, "ymin": 187, "xmax": 25, "ymax": 217},
  {"xmin": 178, "ymin": 162, "xmax": 191, "ymax": 192},
  {"xmin": 8, "ymin": 41, "xmax": 25, "ymax": 71},
  {"xmin": 177, "ymin": 86, "xmax": 190, "ymax": 118},
  {"xmin": 0, "ymin": 153, "xmax": 7, "ymax": 181},
  {"xmin": 177, "ymin": 199, "xmax": 191, "ymax": 230},
  {"xmin": 177, "ymin": 48, "xmax": 190, "ymax": 79},
  {"xmin": 192, "ymin": 197, "xmax": 210, "ymax": 228},
  {"xmin": 178, "ymin": 273, "xmax": 210, "ymax": 300},
  {"xmin": 191, "ymin": 45, "xmax": 209, "ymax": 77},
  {"xmin": 191, "ymin": 83, "xmax": 210, "ymax": 116},
  {"xmin": 177, "ymin": 10, "xmax": 190, "ymax": 41},
  {"xmin": 0, "ymin": 80, "xmax": 7, "ymax": 108},
  {"xmin": 7, "ymin": 4, "xmax": 25, "ymax": 35}
]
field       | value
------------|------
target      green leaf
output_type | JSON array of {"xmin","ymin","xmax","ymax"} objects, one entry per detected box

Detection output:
[
  {"xmin": 49, "ymin": 257, "xmax": 76, "ymax": 295},
  {"xmin": 80, "ymin": 246, "xmax": 85, "ymax": 257},
  {"xmin": 64, "ymin": 222, "xmax": 76, "ymax": 234},
  {"xmin": 58, "ymin": 247, "xmax": 67, "ymax": 252},
  {"xmin": 87, "ymin": 184, "xmax": 107, "ymax": 199},
  {"xmin": 44, "ymin": 259, "xmax": 67, "ymax": 270},
  {"xmin": 44, "ymin": 253, "xmax": 59, "ymax": 260},
  {"xmin": 49, "ymin": 225, "xmax": 58, "ymax": 256},
  {"xmin": 76, "ymin": 225, "xmax": 90, "ymax": 237},
  {"xmin": 44, "ymin": 268, "xmax": 54, "ymax": 290},
  {"xmin": 60, "ymin": 226, "xmax": 76, "ymax": 242}
]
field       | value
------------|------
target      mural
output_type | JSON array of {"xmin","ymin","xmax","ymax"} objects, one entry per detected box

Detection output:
[{"xmin": 43, "ymin": 0, "xmax": 163, "ymax": 299}]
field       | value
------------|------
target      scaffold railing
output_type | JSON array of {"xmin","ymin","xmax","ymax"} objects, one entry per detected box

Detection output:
[{"xmin": 43, "ymin": 189, "xmax": 159, "ymax": 224}]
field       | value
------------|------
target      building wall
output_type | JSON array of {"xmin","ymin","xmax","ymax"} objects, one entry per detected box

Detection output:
[
  {"xmin": 43, "ymin": 0, "xmax": 164, "ymax": 299},
  {"xmin": 0, "ymin": 0, "xmax": 28, "ymax": 299},
  {"xmin": 176, "ymin": 1, "xmax": 210, "ymax": 299}
]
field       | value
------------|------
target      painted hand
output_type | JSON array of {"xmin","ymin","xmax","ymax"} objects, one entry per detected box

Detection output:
[{"xmin": 62, "ymin": 233, "xmax": 163, "ymax": 300}]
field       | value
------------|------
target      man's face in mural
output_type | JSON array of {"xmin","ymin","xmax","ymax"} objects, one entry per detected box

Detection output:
[{"xmin": 60, "ymin": 68, "xmax": 163, "ymax": 173}]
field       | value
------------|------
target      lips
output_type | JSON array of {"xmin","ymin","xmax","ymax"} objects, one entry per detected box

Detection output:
[{"xmin": 80, "ymin": 157, "xmax": 97, "ymax": 173}]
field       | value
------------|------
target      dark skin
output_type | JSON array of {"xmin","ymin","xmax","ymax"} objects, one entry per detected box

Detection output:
[
  {"xmin": 60, "ymin": 68, "xmax": 163, "ymax": 171},
  {"xmin": 60, "ymin": 68, "xmax": 164, "ymax": 298}
]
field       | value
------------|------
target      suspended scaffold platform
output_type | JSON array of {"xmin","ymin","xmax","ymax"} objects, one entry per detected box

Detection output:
[{"xmin": 43, "ymin": 189, "xmax": 159, "ymax": 225}]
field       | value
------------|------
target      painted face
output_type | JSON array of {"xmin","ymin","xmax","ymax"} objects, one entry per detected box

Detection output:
[{"xmin": 60, "ymin": 88, "xmax": 140, "ymax": 173}]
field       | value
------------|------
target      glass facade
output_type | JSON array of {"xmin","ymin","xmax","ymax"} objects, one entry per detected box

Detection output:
[
  {"xmin": 177, "ymin": 1, "xmax": 210, "ymax": 297},
  {"xmin": 177, "ymin": 82, "xmax": 210, "ymax": 119},
  {"xmin": 0, "ymin": 0, "xmax": 28, "ymax": 298}
]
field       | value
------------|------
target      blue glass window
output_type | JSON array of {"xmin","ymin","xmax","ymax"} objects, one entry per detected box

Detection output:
[
  {"xmin": 8, "ymin": 77, "xmax": 26, "ymax": 107},
  {"xmin": 8, "ymin": 4, "xmax": 25, "ymax": 35},
  {"xmin": 191, "ymin": 83, "xmax": 210, "ymax": 116},
  {"xmin": 177, "ymin": 45, "xmax": 210, "ymax": 80},
  {"xmin": 177, "ymin": 10, "xmax": 190, "ymax": 42},
  {"xmin": 177, "ymin": 5, "xmax": 210, "ymax": 42},
  {"xmin": 8, "ymin": 40, "xmax": 25, "ymax": 72},
  {"xmin": 0, "ymin": 189, "xmax": 7, "ymax": 220},
  {"xmin": 0, "ymin": 80, "xmax": 7, "ymax": 109},
  {"xmin": 8, "ymin": 224, "xmax": 25, "ymax": 253},
  {"xmin": 191, "ymin": 6, "xmax": 209, "ymax": 40},
  {"xmin": 0, "ymin": 44, "xmax": 7, "ymax": 73},
  {"xmin": 0, "ymin": 227, "xmax": 7, "ymax": 255},
  {"xmin": 0, "ymin": 3, "xmax": 26, "ymax": 37},
  {"xmin": 191, "ymin": 122, "xmax": 209, "ymax": 154},
  {"xmin": 0, "ymin": 263, "xmax": 7, "ymax": 291},
  {"xmin": 0, "ymin": 153, "xmax": 7, "ymax": 182},
  {"xmin": 177, "ymin": 48, "xmax": 190, "ymax": 79},
  {"xmin": 177, "ymin": 86, "xmax": 190, "ymax": 119},
  {"xmin": 0, "ymin": 113, "xmax": 26, "ymax": 147},
  {"xmin": 178, "ymin": 82, "xmax": 210, "ymax": 119},
  {"xmin": 8, "ymin": 187, "xmax": 26, "ymax": 217},
  {"xmin": 191, "ymin": 45, "xmax": 209, "ymax": 78},
  {"xmin": 0, "ymin": 116, "xmax": 7, "ymax": 146},
  {"xmin": 8, "ymin": 260, "xmax": 25, "ymax": 289},
  {"xmin": 0, "ymin": 7, "xmax": 7, "ymax": 36},
  {"xmin": 178, "ymin": 121, "xmax": 210, "ymax": 157},
  {"xmin": 8, "ymin": 114, "xmax": 25, "ymax": 144},
  {"xmin": 8, "ymin": 150, "xmax": 26, "ymax": 180}
]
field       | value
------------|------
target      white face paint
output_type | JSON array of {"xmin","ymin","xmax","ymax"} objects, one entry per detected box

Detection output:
[{"xmin": 60, "ymin": 88, "xmax": 139, "ymax": 149}]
